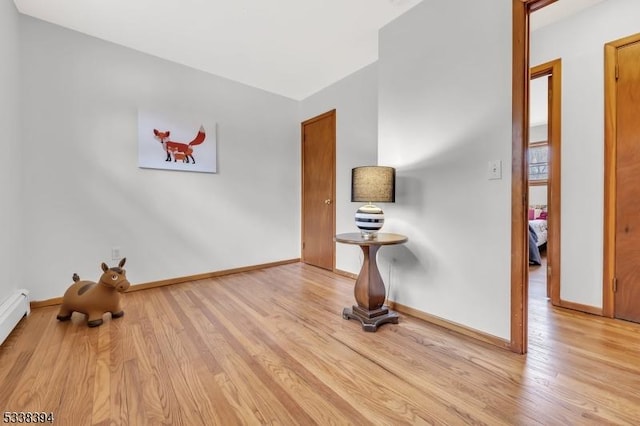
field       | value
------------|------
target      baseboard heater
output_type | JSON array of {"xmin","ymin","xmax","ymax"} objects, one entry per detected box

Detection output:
[{"xmin": 0, "ymin": 290, "xmax": 30, "ymax": 346}]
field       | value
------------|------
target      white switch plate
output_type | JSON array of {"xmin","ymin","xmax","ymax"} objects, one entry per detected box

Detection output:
[{"xmin": 488, "ymin": 160, "xmax": 502, "ymax": 180}]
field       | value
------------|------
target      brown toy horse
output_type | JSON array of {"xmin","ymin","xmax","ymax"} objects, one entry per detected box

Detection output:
[{"xmin": 56, "ymin": 258, "xmax": 130, "ymax": 327}]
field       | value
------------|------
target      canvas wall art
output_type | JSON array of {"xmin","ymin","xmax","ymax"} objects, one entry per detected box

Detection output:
[{"xmin": 138, "ymin": 109, "xmax": 217, "ymax": 173}]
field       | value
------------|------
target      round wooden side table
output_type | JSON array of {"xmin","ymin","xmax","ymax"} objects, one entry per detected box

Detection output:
[{"xmin": 335, "ymin": 232, "xmax": 408, "ymax": 331}]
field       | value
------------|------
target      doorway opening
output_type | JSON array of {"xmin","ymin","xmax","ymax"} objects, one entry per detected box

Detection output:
[
  {"xmin": 528, "ymin": 72, "xmax": 550, "ymax": 304},
  {"xmin": 528, "ymin": 59, "xmax": 561, "ymax": 312}
]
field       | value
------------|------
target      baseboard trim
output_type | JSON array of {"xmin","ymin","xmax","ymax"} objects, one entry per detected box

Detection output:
[
  {"xmin": 557, "ymin": 299, "xmax": 602, "ymax": 316},
  {"xmin": 334, "ymin": 269, "xmax": 358, "ymax": 280},
  {"xmin": 30, "ymin": 297, "xmax": 62, "ymax": 309},
  {"xmin": 332, "ymin": 272, "xmax": 509, "ymax": 349},
  {"xmin": 388, "ymin": 300, "xmax": 511, "ymax": 350},
  {"xmin": 30, "ymin": 258, "xmax": 300, "ymax": 309},
  {"xmin": 128, "ymin": 258, "xmax": 300, "ymax": 293}
]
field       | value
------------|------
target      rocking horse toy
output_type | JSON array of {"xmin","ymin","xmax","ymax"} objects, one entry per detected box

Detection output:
[{"xmin": 56, "ymin": 258, "xmax": 130, "ymax": 327}]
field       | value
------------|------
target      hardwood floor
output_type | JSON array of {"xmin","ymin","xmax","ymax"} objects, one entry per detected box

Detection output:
[
  {"xmin": 529, "ymin": 249, "xmax": 548, "ymax": 300},
  {"xmin": 1, "ymin": 262, "xmax": 640, "ymax": 425}
]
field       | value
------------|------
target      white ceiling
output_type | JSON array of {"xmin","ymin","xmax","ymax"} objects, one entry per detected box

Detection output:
[
  {"xmin": 13, "ymin": 0, "xmax": 423, "ymax": 100},
  {"xmin": 14, "ymin": 0, "xmax": 608, "ymax": 101}
]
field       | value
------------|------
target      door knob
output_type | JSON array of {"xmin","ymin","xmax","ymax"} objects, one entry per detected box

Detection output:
[{"xmin": 324, "ymin": 199, "xmax": 332, "ymax": 205}]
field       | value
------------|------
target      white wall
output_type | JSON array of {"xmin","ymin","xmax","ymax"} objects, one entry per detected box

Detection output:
[
  {"xmin": 529, "ymin": 186, "xmax": 547, "ymax": 207},
  {"xmin": 19, "ymin": 16, "xmax": 300, "ymax": 301},
  {"xmin": 529, "ymin": 124, "xmax": 548, "ymax": 143},
  {"xmin": 299, "ymin": 63, "xmax": 379, "ymax": 274},
  {"xmin": 0, "ymin": 1, "xmax": 22, "ymax": 304},
  {"xmin": 15, "ymin": 0, "xmax": 628, "ymax": 337},
  {"xmin": 531, "ymin": 0, "xmax": 640, "ymax": 307},
  {"xmin": 377, "ymin": 0, "xmax": 513, "ymax": 339}
]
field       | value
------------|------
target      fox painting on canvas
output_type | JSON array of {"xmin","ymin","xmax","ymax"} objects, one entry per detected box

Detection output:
[
  {"xmin": 153, "ymin": 125, "xmax": 206, "ymax": 164},
  {"xmin": 138, "ymin": 109, "xmax": 217, "ymax": 173}
]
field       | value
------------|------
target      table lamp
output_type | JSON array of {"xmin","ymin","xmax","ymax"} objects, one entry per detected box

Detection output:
[{"xmin": 351, "ymin": 166, "xmax": 396, "ymax": 239}]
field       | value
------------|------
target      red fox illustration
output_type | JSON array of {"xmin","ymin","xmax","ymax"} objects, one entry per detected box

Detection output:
[{"xmin": 153, "ymin": 125, "xmax": 206, "ymax": 164}]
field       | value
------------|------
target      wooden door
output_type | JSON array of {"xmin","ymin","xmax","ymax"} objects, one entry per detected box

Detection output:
[
  {"xmin": 301, "ymin": 110, "xmax": 335, "ymax": 270},
  {"xmin": 614, "ymin": 41, "xmax": 640, "ymax": 322}
]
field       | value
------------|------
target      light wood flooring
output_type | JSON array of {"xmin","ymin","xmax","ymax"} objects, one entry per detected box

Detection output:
[{"xmin": 1, "ymin": 261, "xmax": 640, "ymax": 425}]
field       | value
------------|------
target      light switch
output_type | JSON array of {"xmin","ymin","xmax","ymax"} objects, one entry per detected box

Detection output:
[{"xmin": 488, "ymin": 160, "xmax": 502, "ymax": 180}]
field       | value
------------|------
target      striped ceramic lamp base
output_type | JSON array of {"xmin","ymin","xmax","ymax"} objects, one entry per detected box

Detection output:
[{"xmin": 354, "ymin": 203, "xmax": 384, "ymax": 239}]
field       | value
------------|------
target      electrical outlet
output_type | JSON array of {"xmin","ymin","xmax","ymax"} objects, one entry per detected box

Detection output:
[{"xmin": 111, "ymin": 247, "xmax": 121, "ymax": 260}]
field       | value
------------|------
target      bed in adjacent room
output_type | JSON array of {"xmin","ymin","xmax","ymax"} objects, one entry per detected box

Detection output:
[{"xmin": 528, "ymin": 206, "xmax": 547, "ymax": 265}]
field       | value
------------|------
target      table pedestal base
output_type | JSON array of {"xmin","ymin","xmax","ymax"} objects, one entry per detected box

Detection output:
[{"xmin": 342, "ymin": 305, "xmax": 399, "ymax": 332}]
